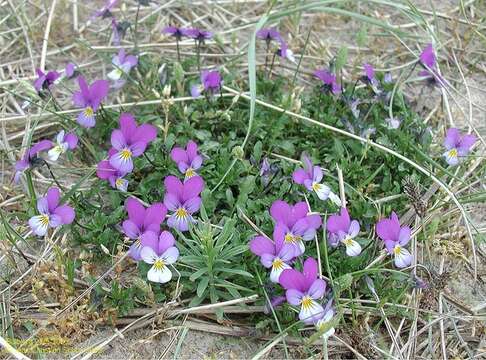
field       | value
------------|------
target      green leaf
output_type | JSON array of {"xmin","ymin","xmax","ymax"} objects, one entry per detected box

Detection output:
[
  {"xmin": 189, "ymin": 267, "xmax": 208, "ymax": 281},
  {"xmin": 197, "ymin": 277, "xmax": 209, "ymax": 297}
]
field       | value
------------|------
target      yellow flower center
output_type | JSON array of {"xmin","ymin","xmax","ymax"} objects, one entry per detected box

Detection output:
[
  {"xmin": 185, "ymin": 167, "xmax": 196, "ymax": 178},
  {"xmin": 115, "ymin": 178, "xmax": 124, "ymax": 188},
  {"xmin": 342, "ymin": 236, "xmax": 354, "ymax": 247},
  {"xmin": 84, "ymin": 106, "xmax": 94, "ymax": 117},
  {"xmin": 312, "ymin": 182, "xmax": 321, "ymax": 191},
  {"xmin": 448, "ymin": 148, "xmax": 458, "ymax": 158},
  {"xmin": 272, "ymin": 258, "xmax": 284, "ymax": 270},
  {"xmin": 176, "ymin": 207, "xmax": 188, "ymax": 218},
  {"xmin": 393, "ymin": 245, "xmax": 402, "ymax": 255},
  {"xmin": 39, "ymin": 214, "xmax": 50, "ymax": 227},
  {"xmin": 53, "ymin": 145, "xmax": 64, "ymax": 154},
  {"xmin": 301, "ymin": 296, "xmax": 314, "ymax": 310},
  {"xmin": 120, "ymin": 148, "xmax": 132, "ymax": 160},
  {"xmin": 153, "ymin": 259, "xmax": 165, "ymax": 271}
]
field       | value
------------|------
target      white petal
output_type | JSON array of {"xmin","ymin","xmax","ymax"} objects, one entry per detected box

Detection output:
[
  {"xmin": 56, "ymin": 130, "xmax": 65, "ymax": 144},
  {"xmin": 147, "ymin": 265, "xmax": 172, "ymax": 283},
  {"xmin": 314, "ymin": 183, "xmax": 331, "ymax": 200},
  {"xmin": 161, "ymin": 247, "xmax": 179, "ymax": 265},
  {"xmin": 286, "ymin": 49, "xmax": 296, "ymax": 63},
  {"xmin": 108, "ymin": 69, "xmax": 122, "ymax": 81},
  {"xmin": 299, "ymin": 299, "xmax": 324, "ymax": 324},
  {"xmin": 115, "ymin": 178, "xmax": 129, "ymax": 192},
  {"xmin": 344, "ymin": 239, "xmax": 362, "ymax": 257},
  {"xmin": 394, "ymin": 247, "xmax": 412, "ymax": 268},
  {"xmin": 29, "ymin": 215, "xmax": 49, "ymax": 236},
  {"xmin": 328, "ymin": 191, "xmax": 342, "ymax": 207},
  {"xmin": 269, "ymin": 261, "xmax": 291, "ymax": 283},
  {"xmin": 140, "ymin": 246, "xmax": 157, "ymax": 264}
]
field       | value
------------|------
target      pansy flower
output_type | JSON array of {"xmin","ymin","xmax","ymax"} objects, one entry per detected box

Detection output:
[
  {"xmin": 170, "ymin": 140, "xmax": 203, "ymax": 180},
  {"xmin": 249, "ymin": 227, "xmax": 295, "ymax": 283},
  {"xmin": 314, "ymin": 69, "xmax": 341, "ymax": 94},
  {"xmin": 256, "ymin": 27, "xmax": 281, "ymax": 42},
  {"xmin": 164, "ymin": 175, "xmax": 204, "ymax": 232},
  {"xmin": 14, "ymin": 140, "xmax": 53, "ymax": 183},
  {"xmin": 363, "ymin": 63, "xmax": 381, "ymax": 94},
  {"xmin": 191, "ymin": 70, "xmax": 222, "ymax": 98},
  {"xmin": 326, "ymin": 207, "xmax": 361, "ymax": 256},
  {"xmin": 107, "ymin": 48, "xmax": 138, "ymax": 89},
  {"xmin": 96, "ymin": 152, "xmax": 129, "ymax": 192},
  {"xmin": 442, "ymin": 128, "xmax": 476, "ymax": 166},
  {"xmin": 182, "ymin": 28, "xmax": 213, "ymax": 42},
  {"xmin": 376, "ymin": 212, "xmax": 413, "ymax": 268},
  {"xmin": 292, "ymin": 154, "xmax": 341, "ymax": 206},
  {"xmin": 47, "ymin": 130, "xmax": 78, "ymax": 162},
  {"xmin": 29, "ymin": 187, "xmax": 75, "ymax": 236},
  {"xmin": 64, "ymin": 63, "xmax": 77, "ymax": 79},
  {"xmin": 72, "ymin": 76, "xmax": 109, "ymax": 128},
  {"xmin": 93, "ymin": 0, "xmax": 118, "ymax": 19},
  {"xmin": 140, "ymin": 230, "xmax": 179, "ymax": 283},
  {"xmin": 315, "ymin": 301, "xmax": 335, "ymax": 340},
  {"xmin": 277, "ymin": 40, "xmax": 296, "ymax": 63},
  {"xmin": 122, "ymin": 197, "xmax": 167, "ymax": 261},
  {"xmin": 279, "ymin": 258, "xmax": 327, "ymax": 324},
  {"xmin": 163, "ymin": 26, "xmax": 187, "ymax": 40},
  {"xmin": 418, "ymin": 44, "xmax": 443, "ymax": 86},
  {"xmin": 270, "ymin": 200, "xmax": 322, "ymax": 256},
  {"xmin": 34, "ymin": 69, "xmax": 60, "ymax": 92},
  {"xmin": 109, "ymin": 113, "xmax": 157, "ymax": 173}
]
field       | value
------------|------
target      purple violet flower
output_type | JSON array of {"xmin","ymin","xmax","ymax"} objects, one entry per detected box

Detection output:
[
  {"xmin": 163, "ymin": 26, "xmax": 186, "ymax": 39},
  {"xmin": 65, "ymin": 63, "xmax": 77, "ymax": 79},
  {"xmin": 170, "ymin": 140, "xmax": 203, "ymax": 180},
  {"xmin": 443, "ymin": 128, "xmax": 476, "ymax": 166},
  {"xmin": 14, "ymin": 140, "xmax": 53, "ymax": 183},
  {"xmin": 270, "ymin": 200, "xmax": 322, "ymax": 256},
  {"xmin": 182, "ymin": 28, "xmax": 213, "ymax": 42},
  {"xmin": 314, "ymin": 69, "xmax": 341, "ymax": 94},
  {"xmin": 107, "ymin": 48, "xmax": 138, "ymax": 89},
  {"xmin": 140, "ymin": 230, "xmax": 179, "ymax": 283},
  {"xmin": 33, "ymin": 69, "xmax": 60, "ymax": 92},
  {"xmin": 72, "ymin": 76, "xmax": 109, "ymax": 128},
  {"xmin": 376, "ymin": 212, "xmax": 413, "ymax": 268},
  {"xmin": 28, "ymin": 187, "xmax": 75, "ymax": 236},
  {"xmin": 277, "ymin": 40, "xmax": 296, "ymax": 63},
  {"xmin": 191, "ymin": 70, "xmax": 222, "ymax": 98},
  {"xmin": 279, "ymin": 258, "xmax": 327, "ymax": 325},
  {"xmin": 122, "ymin": 197, "xmax": 167, "ymax": 261},
  {"xmin": 108, "ymin": 113, "xmax": 157, "ymax": 173},
  {"xmin": 292, "ymin": 153, "xmax": 341, "ymax": 206},
  {"xmin": 47, "ymin": 130, "xmax": 78, "ymax": 162},
  {"xmin": 326, "ymin": 208, "xmax": 362, "ymax": 256},
  {"xmin": 93, "ymin": 0, "xmax": 118, "ymax": 19},
  {"xmin": 363, "ymin": 63, "xmax": 381, "ymax": 94},
  {"xmin": 256, "ymin": 27, "xmax": 282, "ymax": 42},
  {"xmin": 164, "ymin": 175, "xmax": 204, "ymax": 231},
  {"xmin": 264, "ymin": 295, "xmax": 286, "ymax": 315},
  {"xmin": 96, "ymin": 152, "xmax": 129, "ymax": 192},
  {"xmin": 249, "ymin": 229, "xmax": 295, "ymax": 283},
  {"xmin": 418, "ymin": 44, "xmax": 443, "ymax": 86},
  {"xmin": 385, "ymin": 117, "xmax": 401, "ymax": 129}
]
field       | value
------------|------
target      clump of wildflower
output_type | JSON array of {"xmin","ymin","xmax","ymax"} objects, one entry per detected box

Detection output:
[
  {"xmin": 249, "ymin": 230, "xmax": 295, "ymax": 283},
  {"xmin": 29, "ymin": 187, "xmax": 75, "ymax": 236},
  {"xmin": 442, "ymin": 128, "xmax": 476, "ymax": 166},
  {"xmin": 279, "ymin": 257, "xmax": 327, "ymax": 324},
  {"xmin": 14, "ymin": 140, "xmax": 53, "ymax": 183},
  {"xmin": 72, "ymin": 76, "xmax": 109, "ymax": 128},
  {"xmin": 376, "ymin": 212, "xmax": 413, "ymax": 268},
  {"xmin": 170, "ymin": 140, "xmax": 203, "ymax": 180},
  {"xmin": 140, "ymin": 230, "xmax": 179, "ymax": 283},
  {"xmin": 34, "ymin": 69, "xmax": 60, "ymax": 92},
  {"xmin": 163, "ymin": 175, "xmax": 204, "ymax": 231},
  {"xmin": 107, "ymin": 49, "xmax": 138, "ymax": 89},
  {"xmin": 47, "ymin": 130, "xmax": 78, "ymax": 162},
  {"xmin": 109, "ymin": 113, "xmax": 157, "ymax": 173},
  {"xmin": 270, "ymin": 200, "xmax": 322, "ymax": 256},
  {"xmin": 326, "ymin": 207, "xmax": 362, "ymax": 256},
  {"xmin": 122, "ymin": 197, "xmax": 167, "ymax": 261},
  {"xmin": 292, "ymin": 153, "xmax": 341, "ymax": 206},
  {"xmin": 314, "ymin": 69, "xmax": 341, "ymax": 94},
  {"xmin": 191, "ymin": 70, "xmax": 222, "ymax": 98}
]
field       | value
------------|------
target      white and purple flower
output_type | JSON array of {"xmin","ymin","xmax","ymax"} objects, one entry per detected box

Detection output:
[
  {"xmin": 108, "ymin": 113, "xmax": 157, "ymax": 173},
  {"xmin": 96, "ymin": 151, "xmax": 129, "ymax": 192},
  {"xmin": 33, "ymin": 69, "xmax": 60, "ymax": 92},
  {"xmin": 28, "ymin": 187, "xmax": 75, "ymax": 236},
  {"xmin": 442, "ymin": 128, "xmax": 476, "ymax": 166},
  {"xmin": 326, "ymin": 207, "xmax": 362, "ymax": 256},
  {"xmin": 140, "ymin": 230, "xmax": 179, "ymax": 283},
  {"xmin": 279, "ymin": 258, "xmax": 327, "ymax": 325},
  {"xmin": 170, "ymin": 140, "xmax": 203, "ymax": 180},
  {"xmin": 14, "ymin": 140, "xmax": 53, "ymax": 183},
  {"xmin": 47, "ymin": 130, "xmax": 78, "ymax": 162},
  {"xmin": 107, "ymin": 48, "xmax": 138, "ymax": 89},
  {"xmin": 376, "ymin": 212, "xmax": 413, "ymax": 268},
  {"xmin": 72, "ymin": 76, "xmax": 109, "ymax": 128},
  {"xmin": 163, "ymin": 175, "xmax": 204, "ymax": 232},
  {"xmin": 191, "ymin": 70, "xmax": 222, "ymax": 98}
]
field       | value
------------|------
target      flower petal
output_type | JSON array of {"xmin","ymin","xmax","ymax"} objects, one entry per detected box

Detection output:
[
  {"xmin": 158, "ymin": 231, "xmax": 176, "ymax": 254},
  {"xmin": 300, "ymin": 300, "xmax": 324, "ymax": 325},
  {"xmin": 29, "ymin": 215, "xmax": 49, "ymax": 236},
  {"xmin": 125, "ymin": 197, "xmax": 145, "ymax": 227},
  {"xmin": 164, "ymin": 175, "xmax": 183, "ymax": 198},
  {"xmin": 140, "ymin": 231, "xmax": 159, "ymax": 253},
  {"xmin": 269, "ymin": 261, "xmax": 291, "ymax": 283},
  {"xmin": 144, "ymin": 202, "xmax": 166, "ymax": 229},
  {"xmin": 292, "ymin": 169, "xmax": 309, "ymax": 185},
  {"xmin": 164, "ymin": 192, "xmax": 181, "ymax": 211},
  {"xmin": 170, "ymin": 147, "xmax": 188, "ymax": 164},
  {"xmin": 279, "ymin": 269, "xmax": 306, "ymax": 292},
  {"xmin": 344, "ymin": 239, "xmax": 362, "ymax": 257},
  {"xmin": 182, "ymin": 176, "xmax": 204, "ymax": 201},
  {"xmin": 308, "ymin": 279, "xmax": 326, "ymax": 299},
  {"xmin": 398, "ymin": 226, "xmax": 411, "ymax": 246},
  {"xmin": 147, "ymin": 263, "xmax": 172, "ymax": 283},
  {"xmin": 122, "ymin": 220, "xmax": 140, "ymax": 239},
  {"xmin": 132, "ymin": 124, "xmax": 157, "ymax": 145},
  {"xmin": 140, "ymin": 246, "xmax": 157, "ymax": 264},
  {"xmin": 46, "ymin": 187, "xmax": 60, "ymax": 212},
  {"xmin": 249, "ymin": 236, "xmax": 275, "ymax": 257},
  {"xmin": 395, "ymin": 247, "xmax": 413, "ymax": 268},
  {"xmin": 270, "ymin": 200, "xmax": 291, "ymax": 225},
  {"xmin": 111, "ymin": 129, "xmax": 127, "ymax": 150},
  {"xmin": 53, "ymin": 205, "xmax": 75, "ymax": 224},
  {"xmin": 183, "ymin": 197, "xmax": 201, "ymax": 214},
  {"xmin": 286, "ymin": 289, "xmax": 304, "ymax": 306},
  {"xmin": 161, "ymin": 246, "xmax": 179, "ymax": 264}
]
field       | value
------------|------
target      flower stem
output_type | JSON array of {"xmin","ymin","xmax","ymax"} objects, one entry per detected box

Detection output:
[
  {"xmin": 133, "ymin": 1, "xmax": 141, "ymax": 52},
  {"xmin": 195, "ymin": 40, "xmax": 201, "ymax": 73},
  {"xmin": 25, "ymin": 171, "xmax": 37, "ymax": 209},
  {"xmin": 176, "ymin": 38, "xmax": 181, "ymax": 63}
]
